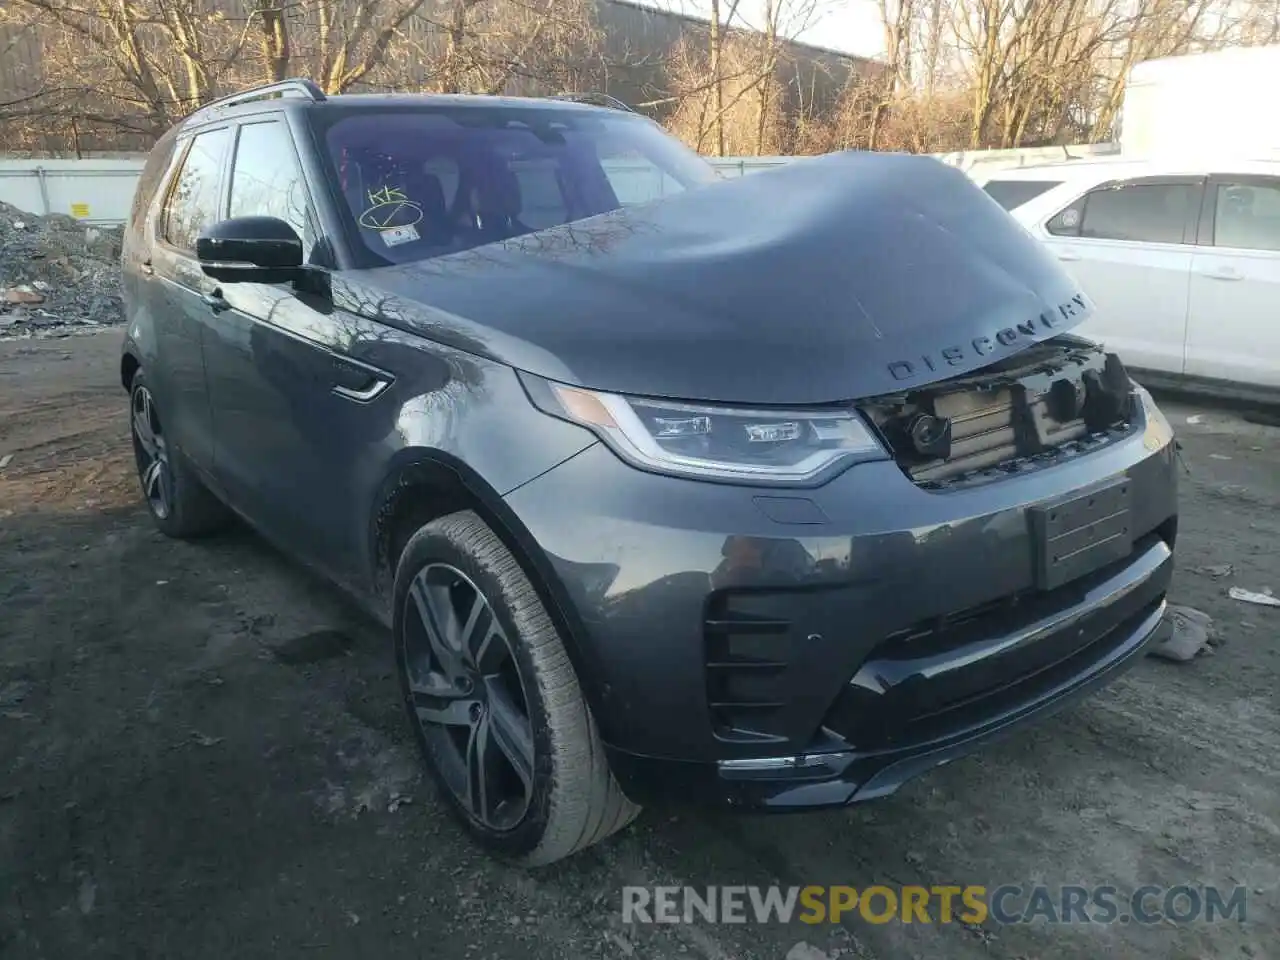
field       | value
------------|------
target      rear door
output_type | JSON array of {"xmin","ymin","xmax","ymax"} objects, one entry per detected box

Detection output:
[
  {"xmin": 149, "ymin": 124, "xmax": 235, "ymax": 472},
  {"xmin": 1038, "ymin": 176, "xmax": 1203, "ymax": 375},
  {"xmin": 1185, "ymin": 174, "xmax": 1280, "ymax": 388}
]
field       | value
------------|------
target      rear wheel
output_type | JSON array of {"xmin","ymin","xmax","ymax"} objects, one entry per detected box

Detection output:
[
  {"xmin": 128, "ymin": 368, "xmax": 229, "ymax": 538},
  {"xmin": 393, "ymin": 510, "xmax": 639, "ymax": 865}
]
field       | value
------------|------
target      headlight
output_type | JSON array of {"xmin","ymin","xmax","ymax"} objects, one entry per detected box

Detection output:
[{"xmin": 520, "ymin": 373, "xmax": 887, "ymax": 485}]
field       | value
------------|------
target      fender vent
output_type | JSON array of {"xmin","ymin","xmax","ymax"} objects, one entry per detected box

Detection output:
[{"xmin": 704, "ymin": 593, "xmax": 792, "ymax": 743}]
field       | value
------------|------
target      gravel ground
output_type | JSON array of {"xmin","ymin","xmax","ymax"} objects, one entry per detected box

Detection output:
[
  {"xmin": 1, "ymin": 330, "xmax": 1277, "ymax": 960},
  {"xmin": 0, "ymin": 203, "xmax": 123, "ymax": 338}
]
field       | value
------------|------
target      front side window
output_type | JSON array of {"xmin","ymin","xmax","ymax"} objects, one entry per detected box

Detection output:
[
  {"xmin": 228, "ymin": 119, "xmax": 316, "ymax": 259},
  {"xmin": 1049, "ymin": 181, "xmax": 1195, "ymax": 244},
  {"xmin": 163, "ymin": 126, "xmax": 232, "ymax": 252},
  {"xmin": 1211, "ymin": 180, "xmax": 1280, "ymax": 252},
  {"xmin": 314, "ymin": 107, "xmax": 718, "ymax": 266}
]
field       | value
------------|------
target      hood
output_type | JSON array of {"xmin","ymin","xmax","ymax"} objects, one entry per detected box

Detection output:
[{"xmin": 338, "ymin": 150, "xmax": 1092, "ymax": 405}]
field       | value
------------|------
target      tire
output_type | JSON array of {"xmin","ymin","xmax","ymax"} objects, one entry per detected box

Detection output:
[
  {"xmin": 128, "ymin": 368, "xmax": 230, "ymax": 539},
  {"xmin": 393, "ymin": 509, "xmax": 639, "ymax": 866}
]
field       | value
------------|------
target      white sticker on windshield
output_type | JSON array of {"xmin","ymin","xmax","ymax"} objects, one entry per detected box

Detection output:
[{"xmin": 380, "ymin": 224, "xmax": 420, "ymax": 247}]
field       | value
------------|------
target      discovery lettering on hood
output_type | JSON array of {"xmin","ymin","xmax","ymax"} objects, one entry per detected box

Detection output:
[{"xmin": 887, "ymin": 292, "xmax": 1092, "ymax": 383}]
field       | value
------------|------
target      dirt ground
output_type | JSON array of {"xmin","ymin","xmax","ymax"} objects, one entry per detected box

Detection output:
[{"xmin": 1, "ymin": 330, "xmax": 1277, "ymax": 960}]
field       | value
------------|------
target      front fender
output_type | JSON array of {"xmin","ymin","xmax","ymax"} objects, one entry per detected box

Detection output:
[
  {"xmin": 356, "ymin": 347, "xmax": 595, "ymax": 606},
  {"xmin": 364, "ymin": 442, "xmax": 610, "ymax": 736}
]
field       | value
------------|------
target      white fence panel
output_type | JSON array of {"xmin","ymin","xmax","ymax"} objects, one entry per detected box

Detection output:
[
  {"xmin": 932, "ymin": 142, "xmax": 1120, "ymax": 177},
  {"xmin": 708, "ymin": 156, "xmax": 795, "ymax": 178},
  {"xmin": 0, "ymin": 158, "xmax": 146, "ymax": 224}
]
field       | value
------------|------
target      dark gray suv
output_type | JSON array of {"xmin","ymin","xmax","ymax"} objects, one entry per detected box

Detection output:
[{"xmin": 121, "ymin": 79, "xmax": 1178, "ymax": 866}]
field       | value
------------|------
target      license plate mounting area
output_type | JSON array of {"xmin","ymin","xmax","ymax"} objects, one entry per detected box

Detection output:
[{"xmin": 1029, "ymin": 476, "xmax": 1133, "ymax": 591}]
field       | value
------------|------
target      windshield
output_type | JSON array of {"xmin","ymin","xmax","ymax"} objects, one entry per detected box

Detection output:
[{"xmin": 314, "ymin": 105, "xmax": 718, "ymax": 266}]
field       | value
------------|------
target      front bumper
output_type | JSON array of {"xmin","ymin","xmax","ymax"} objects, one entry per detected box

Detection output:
[{"xmin": 503, "ymin": 388, "xmax": 1178, "ymax": 810}]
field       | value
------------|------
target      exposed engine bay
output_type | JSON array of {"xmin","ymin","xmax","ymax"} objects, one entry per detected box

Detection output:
[{"xmin": 860, "ymin": 336, "xmax": 1136, "ymax": 489}]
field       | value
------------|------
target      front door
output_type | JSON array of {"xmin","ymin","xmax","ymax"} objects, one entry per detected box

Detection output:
[
  {"xmin": 197, "ymin": 116, "xmax": 388, "ymax": 585},
  {"xmin": 1185, "ymin": 175, "xmax": 1280, "ymax": 389}
]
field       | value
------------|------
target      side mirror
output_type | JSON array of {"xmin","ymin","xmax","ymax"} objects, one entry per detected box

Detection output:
[{"xmin": 196, "ymin": 216, "xmax": 304, "ymax": 283}]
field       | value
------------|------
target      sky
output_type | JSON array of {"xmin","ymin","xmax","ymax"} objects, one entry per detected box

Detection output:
[{"xmin": 632, "ymin": 0, "xmax": 887, "ymax": 59}]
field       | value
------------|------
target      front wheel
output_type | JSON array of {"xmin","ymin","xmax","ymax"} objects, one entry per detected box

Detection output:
[{"xmin": 393, "ymin": 510, "xmax": 639, "ymax": 865}]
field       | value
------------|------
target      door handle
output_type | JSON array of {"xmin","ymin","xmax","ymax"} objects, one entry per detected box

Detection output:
[
  {"xmin": 140, "ymin": 258, "xmax": 154, "ymax": 276},
  {"xmin": 330, "ymin": 357, "xmax": 392, "ymax": 402},
  {"xmin": 1055, "ymin": 251, "xmax": 1081, "ymax": 262},
  {"xmin": 201, "ymin": 289, "xmax": 231, "ymax": 314},
  {"xmin": 332, "ymin": 379, "xmax": 391, "ymax": 402}
]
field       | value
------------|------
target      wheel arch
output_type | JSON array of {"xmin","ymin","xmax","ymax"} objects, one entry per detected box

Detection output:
[
  {"xmin": 121, "ymin": 346, "xmax": 141, "ymax": 391},
  {"xmin": 369, "ymin": 449, "xmax": 611, "ymax": 732}
]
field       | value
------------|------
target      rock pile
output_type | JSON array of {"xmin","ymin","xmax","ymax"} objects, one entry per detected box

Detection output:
[{"xmin": 0, "ymin": 201, "xmax": 124, "ymax": 338}]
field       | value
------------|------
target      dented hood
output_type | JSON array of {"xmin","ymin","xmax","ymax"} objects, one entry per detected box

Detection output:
[{"xmin": 342, "ymin": 150, "xmax": 1092, "ymax": 405}]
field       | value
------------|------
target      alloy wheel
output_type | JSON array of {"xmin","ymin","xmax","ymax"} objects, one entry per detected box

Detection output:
[
  {"xmin": 402, "ymin": 563, "xmax": 536, "ymax": 831},
  {"xmin": 130, "ymin": 386, "xmax": 171, "ymax": 520}
]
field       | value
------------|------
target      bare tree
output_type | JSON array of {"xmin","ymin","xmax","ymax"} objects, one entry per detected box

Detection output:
[
  {"xmin": 1234, "ymin": 0, "xmax": 1280, "ymax": 43},
  {"xmin": 752, "ymin": 0, "xmax": 824, "ymax": 153},
  {"xmin": 8, "ymin": 0, "xmax": 1277, "ymax": 157},
  {"xmin": 865, "ymin": 0, "xmax": 915, "ymax": 148},
  {"xmin": 944, "ymin": 0, "xmax": 1238, "ymax": 148},
  {"xmin": 238, "ymin": 0, "xmax": 599, "ymax": 95},
  {"xmin": 703, "ymin": 0, "xmax": 742, "ymax": 155},
  {"xmin": 1086, "ymin": 0, "xmax": 1228, "ymax": 141},
  {"xmin": 413, "ymin": 0, "xmax": 602, "ymax": 95},
  {"xmin": 243, "ymin": 0, "xmax": 437, "ymax": 93},
  {"xmin": 1, "ymin": 0, "xmax": 602, "ymax": 150},
  {"xmin": 2, "ymin": 0, "xmax": 237, "ymax": 136},
  {"xmin": 915, "ymin": 0, "xmax": 951, "ymax": 97},
  {"xmin": 661, "ymin": 0, "xmax": 832, "ymax": 155}
]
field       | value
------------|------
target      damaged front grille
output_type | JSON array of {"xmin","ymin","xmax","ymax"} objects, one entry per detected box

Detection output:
[{"xmin": 860, "ymin": 338, "xmax": 1137, "ymax": 489}]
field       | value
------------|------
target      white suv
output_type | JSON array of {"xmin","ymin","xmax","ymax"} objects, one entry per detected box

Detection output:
[{"xmin": 978, "ymin": 157, "xmax": 1280, "ymax": 402}]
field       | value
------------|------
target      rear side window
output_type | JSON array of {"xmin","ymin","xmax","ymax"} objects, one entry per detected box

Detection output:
[
  {"xmin": 130, "ymin": 133, "xmax": 177, "ymax": 231},
  {"xmin": 125, "ymin": 131, "xmax": 178, "ymax": 253},
  {"xmin": 162, "ymin": 127, "xmax": 232, "ymax": 252},
  {"xmin": 1211, "ymin": 180, "xmax": 1280, "ymax": 252},
  {"xmin": 1049, "ymin": 181, "xmax": 1196, "ymax": 244},
  {"xmin": 982, "ymin": 179, "xmax": 1061, "ymax": 211},
  {"xmin": 228, "ymin": 120, "xmax": 316, "ymax": 259}
]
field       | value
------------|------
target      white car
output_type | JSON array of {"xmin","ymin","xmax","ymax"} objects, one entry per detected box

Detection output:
[{"xmin": 977, "ymin": 157, "xmax": 1280, "ymax": 402}]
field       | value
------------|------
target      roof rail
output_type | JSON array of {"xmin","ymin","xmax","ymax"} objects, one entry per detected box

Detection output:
[
  {"xmin": 193, "ymin": 78, "xmax": 326, "ymax": 118},
  {"xmin": 548, "ymin": 92, "xmax": 636, "ymax": 113}
]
